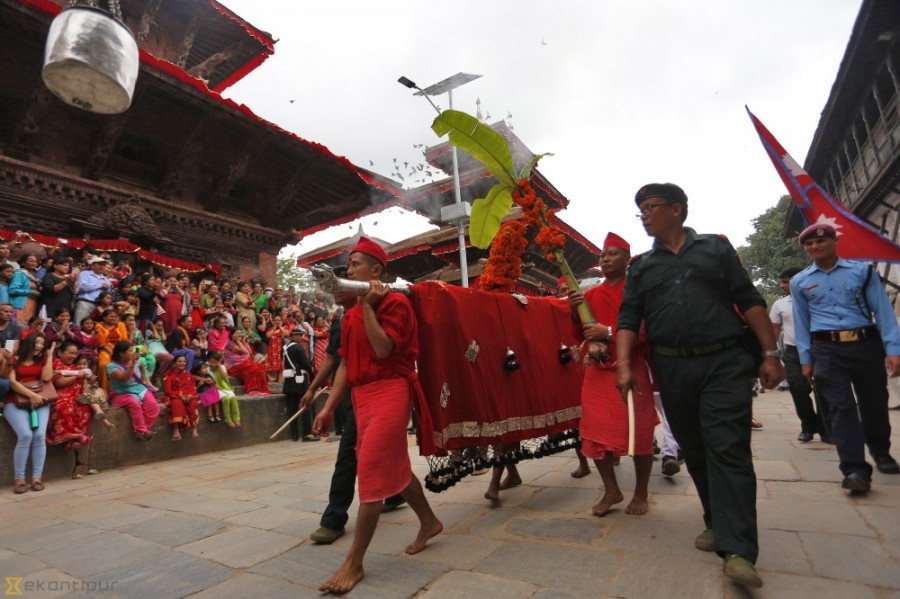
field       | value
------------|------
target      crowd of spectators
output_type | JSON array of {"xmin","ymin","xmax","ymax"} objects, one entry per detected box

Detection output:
[{"xmin": 0, "ymin": 241, "xmax": 337, "ymax": 492}]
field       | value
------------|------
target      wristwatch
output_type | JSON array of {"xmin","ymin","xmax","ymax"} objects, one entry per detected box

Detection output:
[{"xmin": 761, "ymin": 350, "xmax": 782, "ymax": 359}]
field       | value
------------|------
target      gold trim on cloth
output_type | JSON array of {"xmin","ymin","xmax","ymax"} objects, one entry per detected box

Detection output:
[{"xmin": 434, "ymin": 406, "xmax": 582, "ymax": 449}]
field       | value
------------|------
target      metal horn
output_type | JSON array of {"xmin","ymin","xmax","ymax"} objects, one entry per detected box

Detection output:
[{"xmin": 310, "ymin": 264, "xmax": 410, "ymax": 296}]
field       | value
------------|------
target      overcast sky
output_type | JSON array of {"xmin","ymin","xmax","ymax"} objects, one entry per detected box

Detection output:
[{"xmin": 221, "ymin": 0, "xmax": 861, "ymax": 259}]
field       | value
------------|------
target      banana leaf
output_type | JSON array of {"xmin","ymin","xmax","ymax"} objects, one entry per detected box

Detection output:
[
  {"xmin": 519, "ymin": 152, "xmax": 553, "ymax": 181},
  {"xmin": 431, "ymin": 110, "xmax": 517, "ymax": 189},
  {"xmin": 469, "ymin": 183, "xmax": 513, "ymax": 249}
]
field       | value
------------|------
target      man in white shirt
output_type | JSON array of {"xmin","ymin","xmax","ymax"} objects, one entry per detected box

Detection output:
[
  {"xmin": 770, "ymin": 267, "xmax": 832, "ymax": 443},
  {"xmin": 74, "ymin": 256, "xmax": 111, "ymax": 325}
]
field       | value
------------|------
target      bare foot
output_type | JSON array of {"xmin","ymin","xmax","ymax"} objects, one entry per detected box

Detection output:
[
  {"xmin": 570, "ymin": 465, "xmax": 590, "ymax": 478},
  {"xmin": 318, "ymin": 559, "xmax": 364, "ymax": 594},
  {"xmin": 484, "ymin": 479, "xmax": 500, "ymax": 503},
  {"xmin": 192, "ymin": 428, "xmax": 199, "ymax": 438},
  {"xmin": 472, "ymin": 467, "xmax": 489, "ymax": 476},
  {"xmin": 499, "ymin": 473, "xmax": 522, "ymax": 490},
  {"xmin": 405, "ymin": 518, "xmax": 443, "ymax": 554},
  {"xmin": 227, "ymin": 422, "xmax": 237, "ymax": 428},
  {"xmin": 591, "ymin": 491, "xmax": 624, "ymax": 517},
  {"xmin": 171, "ymin": 435, "xmax": 181, "ymax": 441},
  {"xmin": 625, "ymin": 495, "xmax": 649, "ymax": 515}
]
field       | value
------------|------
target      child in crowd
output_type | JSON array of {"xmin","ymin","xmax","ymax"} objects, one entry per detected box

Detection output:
[
  {"xmin": 65, "ymin": 354, "xmax": 114, "ymax": 431},
  {"xmin": 193, "ymin": 361, "xmax": 221, "ymax": 422},
  {"xmin": 21, "ymin": 316, "xmax": 45, "ymax": 339},
  {"xmin": 78, "ymin": 317, "xmax": 98, "ymax": 367},
  {"xmin": 208, "ymin": 352, "xmax": 240, "ymax": 428},
  {"xmin": 191, "ymin": 327, "xmax": 209, "ymax": 362}
]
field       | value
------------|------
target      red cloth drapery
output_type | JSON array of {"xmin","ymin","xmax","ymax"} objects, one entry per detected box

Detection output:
[
  {"xmin": 410, "ymin": 282, "xmax": 583, "ymax": 455},
  {"xmin": 0, "ymin": 229, "xmax": 221, "ymax": 276}
]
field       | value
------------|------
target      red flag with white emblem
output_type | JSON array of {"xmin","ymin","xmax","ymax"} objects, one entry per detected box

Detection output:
[{"xmin": 746, "ymin": 107, "xmax": 900, "ymax": 262}]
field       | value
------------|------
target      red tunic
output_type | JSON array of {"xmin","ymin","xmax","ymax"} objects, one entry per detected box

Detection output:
[
  {"xmin": 46, "ymin": 358, "xmax": 92, "ymax": 450},
  {"xmin": 576, "ymin": 280, "xmax": 655, "ymax": 458},
  {"xmin": 340, "ymin": 294, "xmax": 431, "ymax": 501},
  {"xmin": 163, "ymin": 369, "xmax": 199, "ymax": 428}
]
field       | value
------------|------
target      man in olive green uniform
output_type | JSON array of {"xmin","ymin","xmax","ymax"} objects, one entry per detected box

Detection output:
[{"xmin": 615, "ymin": 183, "xmax": 784, "ymax": 589}]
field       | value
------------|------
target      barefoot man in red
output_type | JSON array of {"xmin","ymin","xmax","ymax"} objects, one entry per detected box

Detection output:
[{"xmin": 313, "ymin": 237, "xmax": 442, "ymax": 594}]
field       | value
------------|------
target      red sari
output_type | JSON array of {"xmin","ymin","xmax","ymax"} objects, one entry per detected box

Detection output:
[
  {"xmin": 575, "ymin": 279, "xmax": 655, "ymax": 458},
  {"xmin": 312, "ymin": 324, "xmax": 329, "ymax": 372},
  {"xmin": 46, "ymin": 358, "xmax": 92, "ymax": 450},
  {"xmin": 264, "ymin": 327, "xmax": 284, "ymax": 373},
  {"xmin": 163, "ymin": 369, "xmax": 199, "ymax": 429},
  {"xmin": 225, "ymin": 344, "xmax": 269, "ymax": 395}
]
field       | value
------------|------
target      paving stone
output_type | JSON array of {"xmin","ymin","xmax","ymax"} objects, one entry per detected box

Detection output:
[
  {"xmin": 753, "ymin": 459, "xmax": 800, "ymax": 481},
  {"xmin": 430, "ymin": 502, "xmax": 483, "ymax": 532},
  {"xmin": 466, "ymin": 507, "xmax": 518, "ymax": 537},
  {"xmin": 419, "ymin": 570, "xmax": 537, "ymax": 598},
  {"xmin": 857, "ymin": 504, "xmax": 900, "ymax": 560},
  {"xmin": 800, "ymin": 531, "xmax": 900, "ymax": 589},
  {"xmin": 61, "ymin": 502, "xmax": 160, "ymax": 530},
  {"xmin": 764, "ymin": 480, "xmax": 846, "ymax": 502},
  {"xmin": 225, "ymin": 505, "xmax": 309, "ymax": 530},
  {"xmin": 519, "ymin": 486, "xmax": 605, "ymax": 515},
  {"xmin": 169, "ymin": 496, "xmax": 259, "ymax": 519},
  {"xmin": 608, "ymin": 554, "xmax": 725, "ymax": 598},
  {"xmin": 2, "ymin": 522, "xmax": 99, "ymax": 554},
  {"xmin": 84, "ymin": 550, "xmax": 233, "ymax": 599},
  {"xmin": 792, "ymin": 458, "xmax": 845, "ymax": 482},
  {"xmin": 756, "ymin": 528, "xmax": 813, "ymax": 577},
  {"xmin": 6, "ymin": 567, "xmax": 82, "ymax": 598},
  {"xmin": 406, "ymin": 533, "xmax": 502, "ymax": 570},
  {"xmin": 0, "ymin": 550, "xmax": 53, "ymax": 577},
  {"xmin": 638, "ymin": 492, "xmax": 706, "ymax": 524},
  {"xmin": 29, "ymin": 530, "xmax": 167, "ymax": 578},
  {"xmin": 727, "ymin": 571, "xmax": 880, "ymax": 599},
  {"xmin": 119, "ymin": 512, "xmax": 226, "ymax": 546},
  {"xmin": 506, "ymin": 516, "xmax": 600, "ymax": 545},
  {"xmin": 475, "ymin": 543, "xmax": 618, "ymax": 594},
  {"xmin": 178, "ymin": 526, "xmax": 299, "ymax": 568},
  {"xmin": 601, "ymin": 517, "xmax": 711, "ymax": 557},
  {"xmin": 188, "ymin": 571, "xmax": 322, "ymax": 599},
  {"xmin": 757, "ymin": 497, "xmax": 873, "ymax": 536}
]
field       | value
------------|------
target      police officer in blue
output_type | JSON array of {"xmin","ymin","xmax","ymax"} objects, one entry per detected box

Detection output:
[{"xmin": 791, "ymin": 223, "xmax": 900, "ymax": 493}]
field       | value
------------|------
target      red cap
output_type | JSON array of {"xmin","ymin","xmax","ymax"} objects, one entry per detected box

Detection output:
[
  {"xmin": 798, "ymin": 223, "xmax": 837, "ymax": 244},
  {"xmin": 557, "ymin": 275, "xmax": 567, "ymax": 288},
  {"xmin": 350, "ymin": 236, "xmax": 388, "ymax": 268},
  {"xmin": 603, "ymin": 232, "xmax": 630, "ymax": 253}
]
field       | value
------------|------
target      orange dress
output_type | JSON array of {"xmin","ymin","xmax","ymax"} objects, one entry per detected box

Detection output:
[{"xmin": 95, "ymin": 321, "xmax": 128, "ymax": 392}]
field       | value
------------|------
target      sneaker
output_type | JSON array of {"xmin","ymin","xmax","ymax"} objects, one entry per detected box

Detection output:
[
  {"xmin": 750, "ymin": 418, "xmax": 763, "ymax": 430},
  {"xmin": 661, "ymin": 456, "xmax": 681, "ymax": 477},
  {"xmin": 310, "ymin": 526, "xmax": 345, "ymax": 544},
  {"xmin": 723, "ymin": 554, "xmax": 763, "ymax": 588},
  {"xmin": 694, "ymin": 528, "xmax": 715, "ymax": 552},
  {"xmin": 875, "ymin": 454, "xmax": 900, "ymax": 474}
]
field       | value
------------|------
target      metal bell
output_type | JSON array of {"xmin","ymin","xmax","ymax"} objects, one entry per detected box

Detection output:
[
  {"xmin": 558, "ymin": 343, "xmax": 572, "ymax": 364},
  {"xmin": 503, "ymin": 347, "xmax": 520, "ymax": 371}
]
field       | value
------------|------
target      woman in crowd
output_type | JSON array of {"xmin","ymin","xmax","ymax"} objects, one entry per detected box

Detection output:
[
  {"xmin": 163, "ymin": 354, "xmax": 199, "ymax": 441},
  {"xmin": 44, "ymin": 308, "xmax": 84, "ymax": 349},
  {"xmin": 234, "ymin": 281, "xmax": 256, "ymax": 330},
  {"xmin": 0, "ymin": 263, "xmax": 13, "ymax": 305},
  {"xmin": 124, "ymin": 314, "xmax": 155, "ymax": 387},
  {"xmin": 312, "ymin": 314, "xmax": 330, "ymax": 373},
  {"xmin": 238, "ymin": 315, "xmax": 264, "ymax": 354},
  {"xmin": 95, "ymin": 309, "xmax": 127, "ymax": 392},
  {"xmin": 264, "ymin": 314, "xmax": 290, "ymax": 382},
  {"xmin": 135, "ymin": 273, "xmax": 159, "ymax": 333},
  {"xmin": 47, "ymin": 342, "xmax": 102, "ymax": 477},
  {"xmin": 207, "ymin": 317, "xmax": 230, "ymax": 354},
  {"xmin": 107, "ymin": 341, "xmax": 159, "ymax": 440},
  {"xmin": 145, "ymin": 319, "xmax": 174, "ymax": 383},
  {"xmin": 224, "ymin": 329, "xmax": 269, "ymax": 395},
  {"xmin": 161, "ymin": 276, "xmax": 184, "ymax": 333},
  {"xmin": 9, "ymin": 254, "xmax": 41, "ymax": 323},
  {"xmin": 88, "ymin": 291, "xmax": 115, "ymax": 323},
  {"xmin": 40, "ymin": 257, "xmax": 78, "ymax": 319},
  {"xmin": 251, "ymin": 282, "xmax": 268, "ymax": 313},
  {"xmin": 208, "ymin": 352, "xmax": 240, "ymax": 428},
  {"xmin": 4, "ymin": 334, "xmax": 55, "ymax": 493},
  {"xmin": 164, "ymin": 314, "xmax": 195, "ymax": 372}
]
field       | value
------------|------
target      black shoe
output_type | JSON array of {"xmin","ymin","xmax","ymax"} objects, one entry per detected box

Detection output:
[
  {"xmin": 653, "ymin": 438, "xmax": 661, "ymax": 455},
  {"xmin": 841, "ymin": 472, "xmax": 871, "ymax": 493},
  {"xmin": 820, "ymin": 434, "xmax": 835, "ymax": 444},
  {"xmin": 676, "ymin": 449, "xmax": 684, "ymax": 464},
  {"xmin": 889, "ymin": 404, "xmax": 900, "ymax": 411},
  {"xmin": 302, "ymin": 435, "xmax": 320, "ymax": 442},
  {"xmin": 874, "ymin": 454, "xmax": 900, "ymax": 474},
  {"xmin": 797, "ymin": 431, "xmax": 814, "ymax": 443},
  {"xmin": 661, "ymin": 456, "xmax": 680, "ymax": 477}
]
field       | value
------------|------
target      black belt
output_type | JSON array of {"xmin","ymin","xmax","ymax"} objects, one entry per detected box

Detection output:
[
  {"xmin": 653, "ymin": 337, "xmax": 738, "ymax": 357},
  {"xmin": 811, "ymin": 326, "xmax": 878, "ymax": 343},
  {"xmin": 76, "ymin": 298, "xmax": 96, "ymax": 304}
]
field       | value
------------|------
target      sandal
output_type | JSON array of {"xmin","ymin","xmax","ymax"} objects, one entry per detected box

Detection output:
[
  {"xmin": 215, "ymin": 416, "xmax": 222, "ymax": 422},
  {"xmin": 13, "ymin": 480, "xmax": 27, "ymax": 494},
  {"xmin": 207, "ymin": 417, "xmax": 215, "ymax": 423}
]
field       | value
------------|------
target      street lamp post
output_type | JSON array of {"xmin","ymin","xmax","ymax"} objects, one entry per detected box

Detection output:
[{"xmin": 398, "ymin": 73, "xmax": 481, "ymax": 287}]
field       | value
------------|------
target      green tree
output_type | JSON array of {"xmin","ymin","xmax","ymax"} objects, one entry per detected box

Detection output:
[
  {"xmin": 737, "ymin": 195, "xmax": 808, "ymax": 306},
  {"xmin": 276, "ymin": 256, "xmax": 317, "ymax": 293}
]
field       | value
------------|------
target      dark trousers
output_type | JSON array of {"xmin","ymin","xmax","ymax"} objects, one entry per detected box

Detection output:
[
  {"xmin": 653, "ymin": 343, "xmax": 759, "ymax": 563},
  {"xmin": 810, "ymin": 337, "xmax": 892, "ymax": 478},
  {"xmin": 284, "ymin": 393, "xmax": 313, "ymax": 440},
  {"xmin": 783, "ymin": 345, "xmax": 830, "ymax": 435},
  {"xmin": 320, "ymin": 393, "xmax": 357, "ymax": 530}
]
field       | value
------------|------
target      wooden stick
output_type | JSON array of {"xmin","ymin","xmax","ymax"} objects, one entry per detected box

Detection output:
[
  {"xmin": 627, "ymin": 389, "xmax": 635, "ymax": 457},
  {"xmin": 269, "ymin": 404, "xmax": 308, "ymax": 440}
]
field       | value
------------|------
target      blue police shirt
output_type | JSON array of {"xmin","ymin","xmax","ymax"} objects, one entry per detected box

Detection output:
[{"xmin": 790, "ymin": 257, "xmax": 900, "ymax": 364}]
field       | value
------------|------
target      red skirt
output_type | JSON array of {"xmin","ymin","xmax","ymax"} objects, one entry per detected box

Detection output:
[
  {"xmin": 46, "ymin": 381, "xmax": 91, "ymax": 450},
  {"xmin": 166, "ymin": 395, "xmax": 199, "ymax": 428},
  {"xmin": 265, "ymin": 335, "xmax": 283, "ymax": 372},
  {"xmin": 353, "ymin": 378, "xmax": 412, "ymax": 503},
  {"xmin": 230, "ymin": 358, "xmax": 269, "ymax": 395},
  {"xmin": 580, "ymin": 360, "xmax": 656, "ymax": 458}
]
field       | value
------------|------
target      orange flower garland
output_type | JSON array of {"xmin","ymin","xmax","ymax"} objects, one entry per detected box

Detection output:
[{"xmin": 480, "ymin": 220, "xmax": 528, "ymax": 293}]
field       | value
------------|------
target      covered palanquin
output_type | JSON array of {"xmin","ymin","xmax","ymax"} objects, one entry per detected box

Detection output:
[{"xmin": 410, "ymin": 282, "xmax": 584, "ymax": 491}]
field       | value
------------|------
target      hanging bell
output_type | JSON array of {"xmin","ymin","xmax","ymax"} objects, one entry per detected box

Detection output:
[
  {"xmin": 558, "ymin": 343, "xmax": 572, "ymax": 364},
  {"xmin": 503, "ymin": 347, "xmax": 520, "ymax": 371},
  {"xmin": 42, "ymin": 2, "xmax": 139, "ymax": 114}
]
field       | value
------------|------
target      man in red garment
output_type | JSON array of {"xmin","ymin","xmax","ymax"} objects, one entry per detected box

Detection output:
[
  {"xmin": 312, "ymin": 237, "xmax": 442, "ymax": 594},
  {"xmin": 568, "ymin": 232, "xmax": 656, "ymax": 516}
]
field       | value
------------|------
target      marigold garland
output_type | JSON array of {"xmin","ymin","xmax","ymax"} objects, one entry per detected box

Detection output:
[{"xmin": 480, "ymin": 220, "xmax": 528, "ymax": 293}]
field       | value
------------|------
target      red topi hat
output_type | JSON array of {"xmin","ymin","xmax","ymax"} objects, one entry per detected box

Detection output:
[
  {"xmin": 603, "ymin": 232, "xmax": 630, "ymax": 253},
  {"xmin": 350, "ymin": 236, "xmax": 388, "ymax": 268}
]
